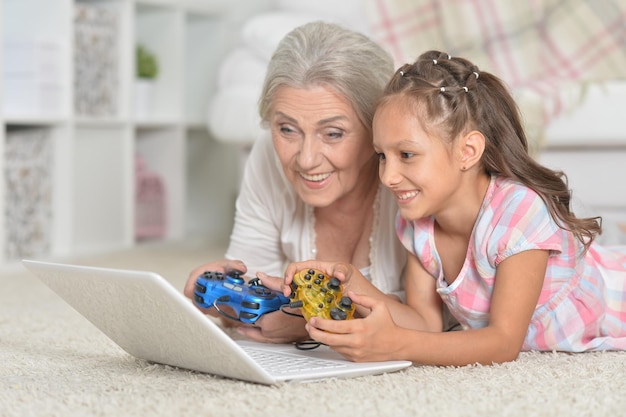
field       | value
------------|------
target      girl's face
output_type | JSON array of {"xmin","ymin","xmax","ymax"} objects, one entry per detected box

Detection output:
[
  {"xmin": 270, "ymin": 85, "xmax": 376, "ymax": 207},
  {"xmin": 372, "ymin": 97, "xmax": 464, "ymax": 221}
]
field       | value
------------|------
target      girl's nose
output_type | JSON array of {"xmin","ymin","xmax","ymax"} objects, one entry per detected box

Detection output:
[{"xmin": 379, "ymin": 160, "xmax": 401, "ymax": 188}]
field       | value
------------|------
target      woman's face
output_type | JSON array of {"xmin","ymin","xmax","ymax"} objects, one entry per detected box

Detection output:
[{"xmin": 269, "ymin": 85, "xmax": 376, "ymax": 207}]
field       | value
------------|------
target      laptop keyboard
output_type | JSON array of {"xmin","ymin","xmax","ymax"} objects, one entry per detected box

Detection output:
[{"xmin": 241, "ymin": 346, "xmax": 348, "ymax": 373}]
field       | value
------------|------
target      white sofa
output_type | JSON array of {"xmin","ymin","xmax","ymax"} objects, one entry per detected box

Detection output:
[
  {"xmin": 540, "ymin": 80, "xmax": 626, "ymax": 237},
  {"xmin": 207, "ymin": 2, "xmax": 626, "ymax": 241}
]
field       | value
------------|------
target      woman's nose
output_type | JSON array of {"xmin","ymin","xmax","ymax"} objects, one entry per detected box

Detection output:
[{"xmin": 297, "ymin": 135, "xmax": 321, "ymax": 168}]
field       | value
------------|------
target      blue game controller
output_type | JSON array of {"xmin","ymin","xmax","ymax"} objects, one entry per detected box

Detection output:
[{"xmin": 193, "ymin": 270, "xmax": 290, "ymax": 324}]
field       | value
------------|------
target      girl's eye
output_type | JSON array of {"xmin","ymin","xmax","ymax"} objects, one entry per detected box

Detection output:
[
  {"xmin": 376, "ymin": 152, "xmax": 386, "ymax": 161},
  {"xmin": 400, "ymin": 152, "xmax": 414, "ymax": 159}
]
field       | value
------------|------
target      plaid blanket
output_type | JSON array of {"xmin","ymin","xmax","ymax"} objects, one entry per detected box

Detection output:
[{"xmin": 365, "ymin": 0, "xmax": 626, "ymax": 153}]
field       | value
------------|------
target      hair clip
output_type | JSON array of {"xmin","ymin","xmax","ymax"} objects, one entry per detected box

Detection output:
[
  {"xmin": 473, "ymin": 71, "xmax": 479, "ymax": 79},
  {"xmin": 462, "ymin": 86, "xmax": 469, "ymax": 93},
  {"xmin": 399, "ymin": 70, "xmax": 405, "ymax": 76},
  {"xmin": 447, "ymin": 54, "xmax": 452, "ymax": 59},
  {"xmin": 433, "ymin": 59, "xmax": 438, "ymax": 65},
  {"xmin": 440, "ymin": 87, "xmax": 446, "ymax": 92}
]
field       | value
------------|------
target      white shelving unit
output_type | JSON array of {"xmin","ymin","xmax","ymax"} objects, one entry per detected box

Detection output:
[{"xmin": 1, "ymin": 0, "xmax": 239, "ymax": 265}]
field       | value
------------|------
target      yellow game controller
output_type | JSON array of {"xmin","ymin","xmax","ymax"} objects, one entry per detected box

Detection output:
[{"xmin": 289, "ymin": 268, "xmax": 354, "ymax": 321}]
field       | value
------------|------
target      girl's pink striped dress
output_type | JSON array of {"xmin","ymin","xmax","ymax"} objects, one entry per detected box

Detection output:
[{"xmin": 397, "ymin": 175, "xmax": 626, "ymax": 351}]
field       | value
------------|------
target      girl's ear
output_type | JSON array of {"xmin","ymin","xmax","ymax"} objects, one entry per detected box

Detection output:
[{"xmin": 458, "ymin": 130, "xmax": 485, "ymax": 170}]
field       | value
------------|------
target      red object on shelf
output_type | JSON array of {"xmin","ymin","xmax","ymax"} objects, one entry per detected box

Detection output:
[{"xmin": 135, "ymin": 154, "xmax": 167, "ymax": 240}]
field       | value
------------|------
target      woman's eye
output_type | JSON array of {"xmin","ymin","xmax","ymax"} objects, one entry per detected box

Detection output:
[
  {"xmin": 376, "ymin": 152, "xmax": 386, "ymax": 161},
  {"xmin": 400, "ymin": 152, "xmax": 414, "ymax": 159},
  {"xmin": 279, "ymin": 125, "xmax": 296, "ymax": 135},
  {"xmin": 326, "ymin": 130, "xmax": 344, "ymax": 140}
]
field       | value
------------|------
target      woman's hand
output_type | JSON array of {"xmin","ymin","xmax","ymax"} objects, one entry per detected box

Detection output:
[
  {"xmin": 183, "ymin": 259, "xmax": 249, "ymax": 327},
  {"xmin": 184, "ymin": 259, "xmax": 247, "ymax": 304},
  {"xmin": 234, "ymin": 271, "xmax": 309, "ymax": 343},
  {"xmin": 184, "ymin": 264, "xmax": 309, "ymax": 343},
  {"xmin": 235, "ymin": 311, "xmax": 309, "ymax": 343},
  {"xmin": 304, "ymin": 291, "xmax": 405, "ymax": 362}
]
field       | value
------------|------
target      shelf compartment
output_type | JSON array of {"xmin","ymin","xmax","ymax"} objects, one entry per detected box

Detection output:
[
  {"xmin": 134, "ymin": 3, "xmax": 183, "ymax": 122},
  {"xmin": 71, "ymin": 125, "xmax": 134, "ymax": 253},
  {"xmin": 135, "ymin": 126, "xmax": 185, "ymax": 241},
  {"xmin": 2, "ymin": 0, "xmax": 71, "ymax": 120}
]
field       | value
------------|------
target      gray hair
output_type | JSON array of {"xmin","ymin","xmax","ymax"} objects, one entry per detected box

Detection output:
[{"xmin": 258, "ymin": 21, "xmax": 394, "ymax": 133}]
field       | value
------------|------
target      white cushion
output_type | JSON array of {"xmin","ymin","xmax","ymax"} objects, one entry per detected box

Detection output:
[
  {"xmin": 216, "ymin": 47, "xmax": 268, "ymax": 88},
  {"xmin": 241, "ymin": 11, "xmax": 331, "ymax": 61},
  {"xmin": 209, "ymin": 6, "xmax": 372, "ymax": 144},
  {"xmin": 273, "ymin": 0, "xmax": 369, "ymax": 33},
  {"xmin": 207, "ymin": 86, "xmax": 263, "ymax": 145}
]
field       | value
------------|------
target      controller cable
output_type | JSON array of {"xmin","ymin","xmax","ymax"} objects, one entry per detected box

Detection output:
[
  {"xmin": 279, "ymin": 301, "xmax": 325, "ymax": 350},
  {"xmin": 294, "ymin": 340, "xmax": 323, "ymax": 350},
  {"xmin": 211, "ymin": 296, "xmax": 242, "ymax": 322},
  {"xmin": 279, "ymin": 301, "xmax": 305, "ymax": 318}
]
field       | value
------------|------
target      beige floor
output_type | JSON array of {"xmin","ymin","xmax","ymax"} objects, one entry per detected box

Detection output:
[{"xmin": 1, "ymin": 238, "xmax": 625, "ymax": 417}]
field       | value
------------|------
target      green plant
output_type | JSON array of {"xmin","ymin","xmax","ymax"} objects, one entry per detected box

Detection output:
[{"xmin": 136, "ymin": 45, "xmax": 159, "ymax": 79}]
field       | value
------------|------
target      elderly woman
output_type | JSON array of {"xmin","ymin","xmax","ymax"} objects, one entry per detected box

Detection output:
[{"xmin": 184, "ymin": 21, "xmax": 407, "ymax": 342}]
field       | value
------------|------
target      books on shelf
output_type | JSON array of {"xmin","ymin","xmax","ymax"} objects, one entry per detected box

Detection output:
[
  {"xmin": 3, "ymin": 127, "xmax": 53, "ymax": 260},
  {"xmin": 73, "ymin": 3, "xmax": 120, "ymax": 118},
  {"xmin": 2, "ymin": 38, "xmax": 65, "ymax": 118}
]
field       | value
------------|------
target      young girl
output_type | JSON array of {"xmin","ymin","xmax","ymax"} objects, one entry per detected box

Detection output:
[{"xmin": 283, "ymin": 50, "xmax": 626, "ymax": 366}]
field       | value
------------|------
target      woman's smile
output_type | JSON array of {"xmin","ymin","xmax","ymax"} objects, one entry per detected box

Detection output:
[{"xmin": 299, "ymin": 171, "xmax": 333, "ymax": 183}]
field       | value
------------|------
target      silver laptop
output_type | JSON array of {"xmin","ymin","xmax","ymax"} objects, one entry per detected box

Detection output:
[{"xmin": 22, "ymin": 259, "xmax": 412, "ymax": 385}]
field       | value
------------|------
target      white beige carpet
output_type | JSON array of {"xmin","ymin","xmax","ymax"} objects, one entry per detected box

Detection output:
[{"xmin": 1, "ymin": 239, "xmax": 625, "ymax": 417}]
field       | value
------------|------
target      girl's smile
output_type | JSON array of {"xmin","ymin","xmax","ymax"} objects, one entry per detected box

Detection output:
[
  {"xmin": 396, "ymin": 190, "xmax": 420, "ymax": 203},
  {"xmin": 373, "ymin": 97, "xmax": 462, "ymax": 221}
]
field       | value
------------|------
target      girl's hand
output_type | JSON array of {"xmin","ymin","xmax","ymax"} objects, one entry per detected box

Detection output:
[
  {"xmin": 304, "ymin": 291, "xmax": 404, "ymax": 362},
  {"xmin": 282, "ymin": 260, "xmax": 366, "ymax": 297}
]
